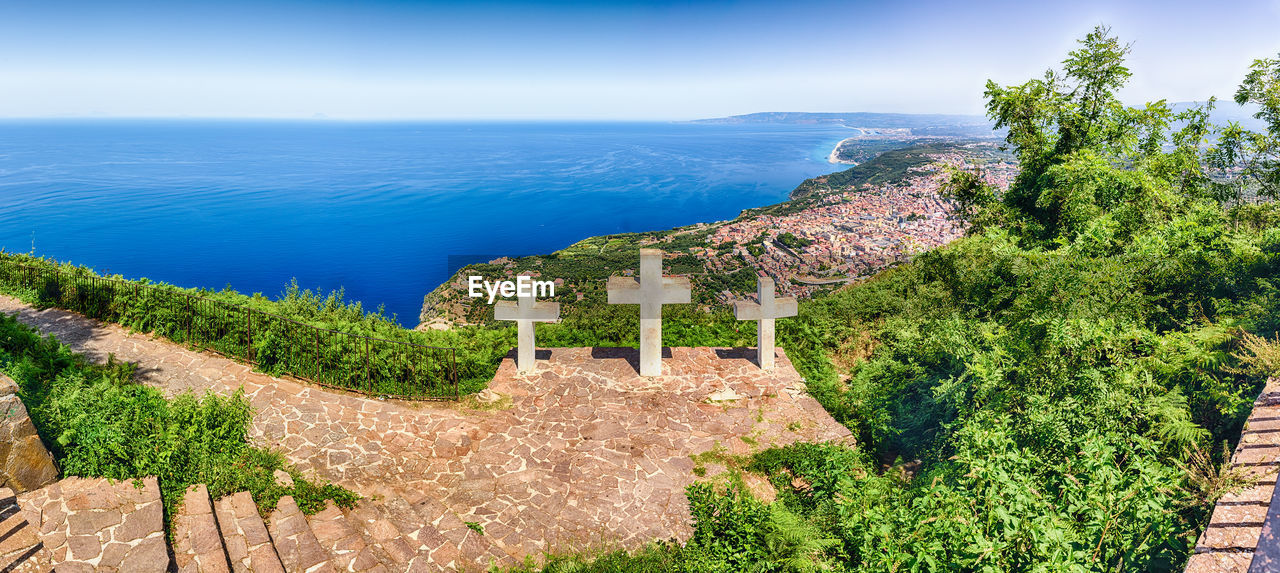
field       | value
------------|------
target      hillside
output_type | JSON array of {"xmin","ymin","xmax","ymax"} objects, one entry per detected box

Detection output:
[
  {"xmin": 7, "ymin": 25, "xmax": 1276, "ymax": 573},
  {"xmin": 418, "ymin": 140, "xmax": 1014, "ymax": 327},
  {"xmin": 691, "ymin": 111, "xmax": 990, "ymax": 129},
  {"xmin": 486, "ymin": 27, "xmax": 1280, "ymax": 572}
]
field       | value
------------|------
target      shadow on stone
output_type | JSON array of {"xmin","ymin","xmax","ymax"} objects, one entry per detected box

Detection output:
[
  {"xmin": 130, "ymin": 363, "xmax": 164, "ymax": 383},
  {"xmin": 714, "ymin": 347, "xmax": 758, "ymax": 363},
  {"xmin": 589, "ymin": 347, "xmax": 673, "ymax": 374},
  {"xmin": 503, "ymin": 348, "xmax": 555, "ymax": 361},
  {"xmin": 1249, "ymin": 471, "xmax": 1280, "ymax": 572}
]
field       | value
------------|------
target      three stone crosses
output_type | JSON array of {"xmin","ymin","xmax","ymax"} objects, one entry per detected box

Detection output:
[{"xmin": 495, "ymin": 248, "xmax": 797, "ymax": 375}]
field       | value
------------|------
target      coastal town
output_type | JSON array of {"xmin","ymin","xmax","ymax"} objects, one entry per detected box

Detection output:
[
  {"xmin": 420, "ymin": 142, "xmax": 1018, "ymax": 324},
  {"xmin": 696, "ymin": 148, "xmax": 1017, "ymax": 301}
]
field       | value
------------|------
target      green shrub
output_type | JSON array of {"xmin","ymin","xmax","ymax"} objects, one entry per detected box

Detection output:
[
  {"xmin": 0, "ymin": 255, "xmax": 469, "ymax": 398},
  {"xmin": 502, "ymin": 26, "xmax": 1280, "ymax": 572},
  {"xmin": 0, "ymin": 313, "xmax": 357, "ymax": 528}
]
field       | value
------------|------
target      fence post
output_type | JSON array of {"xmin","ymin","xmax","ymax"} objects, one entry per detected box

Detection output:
[
  {"xmin": 365, "ymin": 338, "xmax": 372, "ymax": 394},
  {"xmin": 452, "ymin": 348, "xmax": 459, "ymax": 400},
  {"xmin": 186, "ymin": 295, "xmax": 193, "ymax": 345},
  {"xmin": 313, "ymin": 329, "xmax": 320, "ymax": 380},
  {"xmin": 246, "ymin": 308, "xmax": 253, "ymax": 363}
]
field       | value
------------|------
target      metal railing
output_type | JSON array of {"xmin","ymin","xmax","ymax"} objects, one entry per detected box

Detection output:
[{"xmin": 0, "ymin": 259, "xmax": 458, "ymax": 400}]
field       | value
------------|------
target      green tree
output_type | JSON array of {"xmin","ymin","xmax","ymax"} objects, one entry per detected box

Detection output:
[
  {"xmin": 980, "ymin": 25, "xmax": 1218, "ymax": 242},
  {"xmin": 1221, "ymin": 54, "xmax": 1280, "ymax": 201}
]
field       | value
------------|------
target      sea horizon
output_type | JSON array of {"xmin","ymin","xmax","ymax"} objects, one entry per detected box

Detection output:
[{"xmin": 0, "ymin": 119, "xmax": 853, "ymax": 326}]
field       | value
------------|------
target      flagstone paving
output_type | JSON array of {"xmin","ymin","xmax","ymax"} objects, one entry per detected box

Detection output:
[
  {"xmin": 0, "ymin": 296, "xmax": 853, "ymax": 568},
  {"xmin": 1184, "ymin": 377, "xmax": 1280, "ymax": 573}
]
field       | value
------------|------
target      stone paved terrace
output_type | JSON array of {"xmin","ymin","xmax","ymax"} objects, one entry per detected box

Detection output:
[
  {"xmin": 1186, "ymin": 377, "xmax": 1280, "ymax": 573},
  {"xmin": 17, "ymin": 476, "xmax": 168, "ymax": 572},
  {"xmin": 0, "ymin": 295, "xmax": 853, "ymax": 567}
]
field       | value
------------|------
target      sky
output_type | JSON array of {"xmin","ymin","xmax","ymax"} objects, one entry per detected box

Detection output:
[{"xmin": 2, "ymin": 0, "xmax": 1278, "ymax": 120}]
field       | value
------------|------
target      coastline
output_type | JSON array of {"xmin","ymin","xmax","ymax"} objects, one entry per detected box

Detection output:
[
  {"xmin": 420, "ymin": 140, "xmax": 1008, "ymax": 327},
  {"xmin": 827, "ymin": 137, "xmax": 860, "ymax": 165}
]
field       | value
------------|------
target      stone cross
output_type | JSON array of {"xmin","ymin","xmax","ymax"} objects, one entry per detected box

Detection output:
[
  {"xmin": 494, "ymin": 284, "xmax": 560, "ymax": 373},
  {"xmin": 734, "ymin": 277, "xmax": 797, "ymax": 370},
  {"xmin": 607, "ymin": 249, "xmax": 691, "ymax": 377}
]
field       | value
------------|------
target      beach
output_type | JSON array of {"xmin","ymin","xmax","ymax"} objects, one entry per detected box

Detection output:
[{"xmin": 827, "ymin": 136, "xmax": 861, "ymax": 165}]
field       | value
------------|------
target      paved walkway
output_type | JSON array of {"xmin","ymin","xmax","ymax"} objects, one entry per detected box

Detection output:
[
  {"xmin": 1186, "ymin": 377, "xmax": 1280, "ymax": 573},
  {"xmin": 0, "ymin": 296, "xmax": 853, "ymax": 562}
]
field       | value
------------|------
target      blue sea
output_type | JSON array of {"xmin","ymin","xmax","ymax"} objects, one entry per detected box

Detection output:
[{"xmin": 0, "ymin": 121, "xmax": 852, "ymax": 326}]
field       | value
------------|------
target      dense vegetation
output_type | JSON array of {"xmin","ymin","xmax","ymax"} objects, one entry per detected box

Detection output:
[
  {"xmin": 0, "ymin": 254, "xmax": 505, "ymax": 395},
  {"xmin": 1, "ymin": 25, "xmax": 1276, "ymax": 571},
  {"xmin": 421, "ymin": 136, "xmax": 1017, "ymax": 327},
  {"xmin": 421, "ymin": 223, "xmax": 763, "ymax": 323},
  {"xmin": 776, "ymin": 232, "xmax": 815, "ymax": 250},
  {"xmin": 0, "ymin": 313, "xmax": 358, "ymax": 530},
  {"xmin": 828, "ymin": 136, "xmax": 945, "ymax": 166},
  {"xmin": 498, "ymin": 27, "xmax": 1280, "ymax": 572}
]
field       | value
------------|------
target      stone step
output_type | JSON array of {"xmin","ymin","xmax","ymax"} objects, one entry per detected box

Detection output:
[
  {"xmin": 173, "ymin": 484, "xmax": 233, "ymax": 573},
  {"xmin": 380, "ymin": 495, "xmax": 470, "ymax": 572},
  {"xmin": 305, "ymin": 503, "xmax": 385, "ymax": 572},
  {"xmin": 312, "ymin": 488, "xmax": 518, "ymax": 573},
  {"xmin": 403, "ymin": 493, "xmax": 518, "ymax": 571},
  {"xmin": 0, "ymin": 486, "xmax": 53, "ymax": 572},
  {"xmin": 214, "ymin": 491, "xmax": 285, "ymax": 573},
  {"xmin": 267, "ymin": 495, "xmax": 334, "ymax": 573},
  {"xmin": 342, "ymin": 497, "xmax": 434, "ymax": 572},
  {"xmin": 16, "ymin": 476, "xmax": 169, "ymax": 572}
]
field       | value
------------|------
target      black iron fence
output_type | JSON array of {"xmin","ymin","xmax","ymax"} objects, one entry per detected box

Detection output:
[{"xmin": 0, "ymin": 260, "xmax": 458, "ymax": 400}]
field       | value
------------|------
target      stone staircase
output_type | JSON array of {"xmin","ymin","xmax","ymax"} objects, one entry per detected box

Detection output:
[
  {"xmin": 0, "ymin": 373, "xmax": 520, "ymax": 573},
  {"xmin": 0, "ymin": 476, "xmax": 521, "ymax": 572},
  {"xmin": 0, "ymin": 486, "xmax": 53, "ymax": 572}
]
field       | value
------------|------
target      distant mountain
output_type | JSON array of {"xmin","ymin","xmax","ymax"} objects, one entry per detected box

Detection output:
[
  {"xmin": 1170, "ymin": 101, "xmax": 1269, "ymax": 132},
  {"xmin": 691, "ymin": 112, "xmax": 992, "ymax": 129},
  {"xmin": 697, "ymin": 106, "xmax": 1272, "ymax": 134}
]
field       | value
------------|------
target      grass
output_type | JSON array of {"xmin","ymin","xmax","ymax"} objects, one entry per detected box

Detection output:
[{"xmin": 0, "ymin": 312, "xmax": 359, "ymax": 530}]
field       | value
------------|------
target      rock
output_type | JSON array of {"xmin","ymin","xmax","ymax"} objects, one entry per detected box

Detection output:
[
  {"xmin": 273, "ymin": 469, "xmax": 295, "ymax": 489},
  {"xmin": 707, "ymin": 386, "xmax": 743, "ymax": 402},
  {"xmin": 475, "ymin": 388, "xmax": 504, "ymax": 404},
  {"xmin": 741, "ymin": 473, "xmax": 778, "ymax": 504},
  {"xmin": 0, "ymin": 374, "xmax": 59, "ymax": 493}
]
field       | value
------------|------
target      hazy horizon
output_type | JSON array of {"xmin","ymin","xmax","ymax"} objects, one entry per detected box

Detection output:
[
  {"xmin": 3, "ymin": 0, "xmax": 1279, "ymax": 120},
  {"xmin": 0, "ymin": 111, "xmax": 992, "ymax": 122}
]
